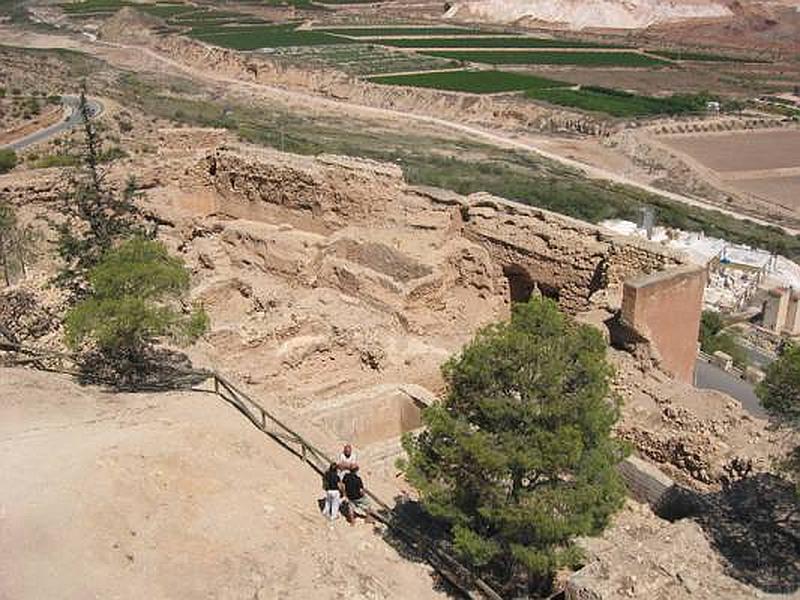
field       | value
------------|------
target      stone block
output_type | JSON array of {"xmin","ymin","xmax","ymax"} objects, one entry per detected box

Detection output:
[
  {"xmin": 712, "ymin": 350, "xmax": 733, "ymax": 372},
  {"xmin": 744, "ymin": 366, "xmax": 765, "ymax": 384}
]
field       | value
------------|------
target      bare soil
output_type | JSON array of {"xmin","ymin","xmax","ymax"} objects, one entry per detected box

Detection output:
[
  {"xmin": 659, "ymin": 129, "xmax": 800, "ymax": 173},
  {"xmin": 0, "ymin": 367, "xmax": 447, "ymax": 600},
  {"xmin": 735, "ymin": 175, "xmax": 800, "ymax": 211}
]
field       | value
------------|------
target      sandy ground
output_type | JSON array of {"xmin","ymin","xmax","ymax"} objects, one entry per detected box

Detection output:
[{"xmin": 0, "ymin": 367, "xmax": 446, "ymax": 600}]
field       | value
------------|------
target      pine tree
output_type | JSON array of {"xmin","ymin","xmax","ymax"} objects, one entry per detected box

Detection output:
[
  {"xmin": 757, "ymin": 344, "xmax": 800, "ymax": 492},
  {"xmin": 401, "ymin": 298, "xmax": 628, "ymax": 595},
  {"xmin": 65, "ymin": 238, "xmax": 208, "ymax": 373},
  {"xmin": 53, "ymin": 88, "xmax": 150, "ymax": 299}
]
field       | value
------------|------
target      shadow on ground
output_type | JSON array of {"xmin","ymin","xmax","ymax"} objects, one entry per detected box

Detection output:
[
  {"xmin": 378, "ymin": 496, "xmax": 461, "ymax": 597},
  {"xmin": 76, "ymin": 346, "xmax": 209, "ymax": 392},
  {"xmin": 663, "ymin": 473, "xmax": 800, "ymax": 594},
  {"xmin": 700, "ymin": 474, "xmax": 800, "ymax": 593}
]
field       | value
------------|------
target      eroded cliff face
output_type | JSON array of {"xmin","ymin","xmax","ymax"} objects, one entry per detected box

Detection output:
[{"xmin": 445, "ymin": 0, "xmax": 732, "ymax": 30}]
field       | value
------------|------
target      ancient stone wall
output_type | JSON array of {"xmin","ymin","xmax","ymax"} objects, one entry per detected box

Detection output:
[
  {"xmin": 203, "ymin": 147, "xmax": 404, "ymax": 228},
  {"xmin": 455, "ymin": 193, "xmax": 683, "ymax": 312},
  {"xmin": 201, "ymin": 146, "xmax": 701, "ymax": 379}
]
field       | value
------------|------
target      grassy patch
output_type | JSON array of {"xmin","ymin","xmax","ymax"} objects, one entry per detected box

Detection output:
[
  {"xmin": 526, "ymin": 86, "xmax": 715, "ymax": 117},
  {"xmin": 369, "ymin": 70, "xmax": 564, "ymax": 93},
  {"xmin": 381, "ymin": 37, "xmax": 619, "ymax": 49},
  {"xmin": 189, "ymin": 24, "xmax": 343, "ymax": 49},
  {"xmin": 322, "ymin": 27, "xmax": 478, "ymax": 37},
  {"xmin": 31, "ymin": 153, "xmax": 80, "ymax": 168},
  {"xmin": 423, "ymin": 50, "xmax": 671, "ymax": 67}
]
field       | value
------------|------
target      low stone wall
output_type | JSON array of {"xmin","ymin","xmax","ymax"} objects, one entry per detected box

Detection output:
[{"xmin": 298, "ymin": 384, "xmax": 434, "ymax": 448}]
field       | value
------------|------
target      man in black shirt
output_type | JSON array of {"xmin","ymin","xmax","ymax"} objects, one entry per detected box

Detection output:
[{"xmin": 342, "ymin": 465, "xmax": 372, "ymax": 524}]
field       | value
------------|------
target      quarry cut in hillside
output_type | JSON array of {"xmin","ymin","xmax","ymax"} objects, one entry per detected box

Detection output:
[{"xmin": 445, "ymin": 0, "xmax": 733, "ymax": 30}]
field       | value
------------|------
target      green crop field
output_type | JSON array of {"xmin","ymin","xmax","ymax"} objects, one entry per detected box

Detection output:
[
  {"xmin": 369, "ymin": 70, "xmax": 565, "ymax": 93},
  {"xmin": 321, "ymin": 27, "xmax": 479, "ymax": 37},
  {"xmin": 647, "ymin": 50, "xmax": 756, "ymax": 63},
  {"xmin": 380, "ymin": 37, "xmax": 619, "ymax": 49},
  {"xmin": 422, "ymin": 50, "xmax": 672, "ymax": 67},
  {"xmin": 189, "ymin": 24, "xmax": 344, "ymax": 49},
  {"xmin": 60, "ymin": 0, "xmax": 132, "ymax": 13},
  {"xmin": 525, "ymin": 86, "xmax": 714, "ymax": 117},
  {"xmin": 138, "ymin": 3, "xmax": 196, "ymax": 18}
]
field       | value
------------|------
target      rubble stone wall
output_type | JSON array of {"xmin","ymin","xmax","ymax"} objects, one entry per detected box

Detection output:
[{"xmin": 458, "ymin": 193, "xmax": 684, "ymax": 312}]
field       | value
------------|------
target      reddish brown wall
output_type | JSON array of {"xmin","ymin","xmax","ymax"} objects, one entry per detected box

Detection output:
[{"xmin": 621, "ymin": 265, "xmax": 706, "ymax": 384}]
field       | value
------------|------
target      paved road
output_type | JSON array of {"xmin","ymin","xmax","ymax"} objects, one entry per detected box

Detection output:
[
  {"xmin": 694, "ymin": 359, "xmax": 767, "ymax": 419},
  {"xmin": 2, "ymin": 95, "xmax": 103, "ymax": 151}
]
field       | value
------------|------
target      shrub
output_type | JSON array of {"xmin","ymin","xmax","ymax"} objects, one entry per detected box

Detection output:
[
  {"xmin": 757, "ymin": 344, "xmax": 800, "ymax": 492},
  {"xmin": 0, "ymin": 149, "xmax": 18, "ymax": 174},
  {"xmin": 65, "ymin": 238, "xmax": 209, "ymax": 365}
]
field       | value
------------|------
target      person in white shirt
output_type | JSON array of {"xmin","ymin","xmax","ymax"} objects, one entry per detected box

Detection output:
[{"xmin": 337, "ymin": 443, "xmax": 358, "ymax": 478}]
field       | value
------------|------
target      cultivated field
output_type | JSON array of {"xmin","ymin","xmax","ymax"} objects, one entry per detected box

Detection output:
[
  {"xmin": 662, "ymin": 129, "xmax": 800, "ymax": 172},
  {"xmin": 526, "ymin": 86, "xmax": 713, "ymax": 117},
  {"xmin": 319, "ymin": 27, "xmax": 480, "ymax": 37},
  {"xmin": 379, "ymin": 37, "xmax": 618, "ymax": 49},
  {"xmin": 369, "ymin": 70, "xmax": 565, "ymax": 93},
  {"xmin": 660, "ymin": 129, "xmax": 800, "ymax": 215},
  {"xmin": 421, "ymin": 50, "xmax": 672, "ymax": 67},
  {"xmin": 189, "ymin": 24, "xmax": 346, "ymax": 49},
  {"xmin": 648, "ymin": 50, "xmax": 752, "ymax": 63},
  {"xmin": 734, "ymin": 176, "xmax": 800, "ymax": 211},
  {"xmin": 272, "ymin": 44, "xmax": 459, "ymax": 76}
]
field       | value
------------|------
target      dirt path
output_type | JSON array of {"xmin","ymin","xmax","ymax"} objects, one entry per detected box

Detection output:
[{"xmin": 4, "ymin": 26, "xmax": 794, "ymax": 235}]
